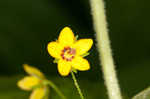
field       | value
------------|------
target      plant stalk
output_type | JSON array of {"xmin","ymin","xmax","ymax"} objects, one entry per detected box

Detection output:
[
  {"xmin": 71, "ymin": 71, "xmax": 85, "ymax": 99},
  {"xmin": 89, "ymin": 0, "xmax": 122, "ymax": 99},
  {"xmin": 44, "ymin": 80, "xmax": 66, "ymax": 99}
]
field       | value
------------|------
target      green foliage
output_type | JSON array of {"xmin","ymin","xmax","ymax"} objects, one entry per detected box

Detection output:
[
  {"xmin": 75, "ymin": 35, "xmax": 79, "ymax": 41},
  {"xmin": 31, "ymin": 84, "xmax": 42, "ymax": 90},
  {"xmin": 72, "ymin": 68, "xmax": 78, "ymax": 74},
  {"xmin": 53, "ymin": 58, "xmax": 59, "ymax": 63},
  {"xmin": 132, "ymin": 87, "xmax": 150, "ymax": 99},
  {"xmin": 81, "ymin": 52, "xmax": 90, "ymax": 57}
]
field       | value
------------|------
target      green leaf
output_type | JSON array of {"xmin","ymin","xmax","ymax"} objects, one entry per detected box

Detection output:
[
  {"xmin": 31, "ymin": 84, "xmax": 42, "ymax": 89},
  {"xmin": 132, "ymin": 87, "xmax": 150, "ymax": 99},
  {"xmin": 53, "ymin": 58, "xmax": 59, "ymax": 63},
  {"xmin": 75, "ymin": 35, "xmax": 79, "ymax": 41},
  {"xmin": 72, "ymin": 68, "xmax": 78, "ymax": 74},
  {"xmin": 81, "ymin": 52, "xmax": 90, "ymax": 57}
]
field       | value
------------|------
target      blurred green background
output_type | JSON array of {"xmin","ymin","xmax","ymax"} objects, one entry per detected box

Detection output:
[{"xmin": 0, "ymin": 0, "xmax": 150, "ymax": 99}]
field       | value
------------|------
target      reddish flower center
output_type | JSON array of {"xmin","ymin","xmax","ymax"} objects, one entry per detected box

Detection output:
[{"xmin": 61, "ymin": 47, "xmax": 76, "ymax": 61}]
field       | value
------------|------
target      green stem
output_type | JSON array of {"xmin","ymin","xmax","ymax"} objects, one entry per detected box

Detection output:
[
  {"xmin": 44, "ymin": 80, "xmax": 67, "ymax": 99},
  {"xmin": 71, "ymin": 71, "xmax": 85, "ymax": 99},
  {"xmin": 89, "ymin": 0, "xmax": 122, "ymax": 99}
]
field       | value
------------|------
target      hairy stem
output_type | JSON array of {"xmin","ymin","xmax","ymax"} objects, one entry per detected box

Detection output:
[
  {"xmin": 89, "ymin": 0, "xmax": 122, "ymax": 99},
  {"xmin": 71, "ymin": 71, "xmax": 85, "ymax": 99}
]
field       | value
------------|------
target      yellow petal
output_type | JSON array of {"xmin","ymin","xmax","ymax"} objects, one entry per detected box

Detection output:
[
  {"xmin": 71, "ymin": 56, "xmax": 90, "ymax": 71},
  {"xmin": 73, "ymin": 39, "xmax": 93, "ymax": 55},
  {"xmin": 24, "ymin": 64, "xmax": 45, "ymax": 79},
  {"xmin": 58, "ymin": 59, "xmax": 71, "ymax": 76},
  {"xmin": 47, "ymin": 41, "xmax": 63, "ymax": 59},
  {"xmin": 58, "ymin": 27, "xmax": 75, "ymax": 46},
  {"xmin": 17, "ymin": 76, "xmax": 40, "ymax": 91},
  {"xmin": 30, "ymin": 88, "xmax": 46, "ymax": 99}
]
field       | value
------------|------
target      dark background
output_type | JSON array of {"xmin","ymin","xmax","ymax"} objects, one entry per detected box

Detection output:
[{"xmin": 0, "ymin": 0, "xmax": 150, "ymax": 99}]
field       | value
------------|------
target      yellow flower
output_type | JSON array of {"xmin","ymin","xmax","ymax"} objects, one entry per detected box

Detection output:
[
  {"xmin": 47, "ymin": 27, "xmax": 93, "ymax": 76},
  {"xmin": 17, "ymin": 64, "xmax": 49, "ymax": 99}
]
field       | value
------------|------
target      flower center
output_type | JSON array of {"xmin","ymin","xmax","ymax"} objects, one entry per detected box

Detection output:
[{"xmin": 61, "ymin": 47, "xmax": 76, "ymax": 61}]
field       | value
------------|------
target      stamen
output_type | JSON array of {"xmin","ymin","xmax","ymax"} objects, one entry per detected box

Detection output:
[{"xmin": 61, "ymin": 47, "xmax": 76, "ymax": 61}]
